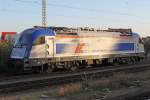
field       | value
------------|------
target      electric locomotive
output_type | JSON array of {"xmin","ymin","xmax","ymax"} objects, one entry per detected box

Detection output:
[{"xmin": 10, "ymin": 26, "xmax": 145, "ymax": 72}]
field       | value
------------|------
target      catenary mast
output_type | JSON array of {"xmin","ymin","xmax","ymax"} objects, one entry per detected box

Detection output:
[{"xmin": 42, "ymin": 0, "xmax": 47, "ymax": 27}]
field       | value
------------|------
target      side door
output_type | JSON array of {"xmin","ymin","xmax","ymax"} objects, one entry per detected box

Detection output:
[{"xmin": 45, "ymin": 36, "xmax": 54, "ymax": 57}]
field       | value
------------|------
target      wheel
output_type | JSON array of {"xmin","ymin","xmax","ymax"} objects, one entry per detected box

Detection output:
[
  {"xmin": 70, "ymin": 62, "xmax": 78, "ymax": 71},
  {"xmin": 66, "ymin": 62, "xmax": 71, "ymax": 70},
  {"xmin": 51, "ymin": 64, "xmax": 57, "ymax": 72},
  {"xmin": 32, "ymin": 66, "xmax": 41, "ymax": 74},
  {"xmin": 70, "ymin": 66, "xmax": 77, "ymax": 71},
  {"xmin": 47, "ymin": 66, "xmax": 53, "ymax": 73}
]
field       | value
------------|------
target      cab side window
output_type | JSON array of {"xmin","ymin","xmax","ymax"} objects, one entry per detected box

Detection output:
[{"xmin": 33, "ymin": 36, "xmax": 45, "ymax": 46}]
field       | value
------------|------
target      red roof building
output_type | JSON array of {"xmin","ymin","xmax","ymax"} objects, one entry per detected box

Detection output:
[{"xmin": 0, "ymin": 32, "xmax": 17, "ymax": 43}]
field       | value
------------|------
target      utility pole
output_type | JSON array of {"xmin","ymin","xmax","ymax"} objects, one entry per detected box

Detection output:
[
  {"xmin": 42, "ymin": 0, "xmax": 47, "ymax": 27},
  {"xmin": 42, "ymin": 0, "xmax": 48, "ymax": 72}
]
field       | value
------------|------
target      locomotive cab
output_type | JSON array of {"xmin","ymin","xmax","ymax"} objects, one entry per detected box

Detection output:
[
  {"xmin": 11, "ymin": 32, "xmax": 31, "ymax": 59},
  {"xmin": 10, "ymin": 27, "xmax": 56, "ymax": 71}
]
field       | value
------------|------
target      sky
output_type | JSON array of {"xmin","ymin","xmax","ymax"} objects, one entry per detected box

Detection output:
[{"xmin": 0, "ymin": 0, "xmax": 150, "ymax": 37}]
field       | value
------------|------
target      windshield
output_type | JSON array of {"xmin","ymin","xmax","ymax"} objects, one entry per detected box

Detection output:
[{"xmin": 14, "ymin": 33, "xmax": 32, "ymax": 47}]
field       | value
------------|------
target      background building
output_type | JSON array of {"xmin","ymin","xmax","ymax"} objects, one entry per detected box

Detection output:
[{"xmin": 0, "ymin": 32, "xmax": 17, "ymax": 43}]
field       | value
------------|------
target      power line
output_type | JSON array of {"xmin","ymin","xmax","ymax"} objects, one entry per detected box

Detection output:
[
  {"xmin": 1, "ymin": 8, "xmax": 150, "ymax": 25},
  {"xmin": 0, "ymin": 8, "xmax": 108, "ymax": 21},
  {"xmin": 13, "ymin": 0, "xmax": 138, "ymax": 17},
  {"xmin": 1, "ymin": 0, "xmax": 150, "ymax": 25}
]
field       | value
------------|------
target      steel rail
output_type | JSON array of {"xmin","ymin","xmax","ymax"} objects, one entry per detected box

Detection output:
[{"xmin": 0, "ymin": 63, "xmax": 150, "ymax": 94}]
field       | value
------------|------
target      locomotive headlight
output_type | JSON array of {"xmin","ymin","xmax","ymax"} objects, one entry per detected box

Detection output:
[
  {"xmin": 24, "ymin": 59, "xmax": 28, "ymax": 62},
  {"xmin": 46, "ymin": 44, "xmax": 49, "ymax": 49},
  {"xmin": 24, "ymin": 59, "xmax": 29, "ymax": 64}
]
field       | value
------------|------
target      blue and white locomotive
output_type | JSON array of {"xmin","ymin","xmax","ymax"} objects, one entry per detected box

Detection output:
[{"xmin": 10, "ymin": 27, "xmax": 145, "ymax": 72}]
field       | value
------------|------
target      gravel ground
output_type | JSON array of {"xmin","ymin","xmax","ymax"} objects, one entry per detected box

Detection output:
[{"xmin": 1, "ymin": 69, "xmax": 150, "ymax": 100}]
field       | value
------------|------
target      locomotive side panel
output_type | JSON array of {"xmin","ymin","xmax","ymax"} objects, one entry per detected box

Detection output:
[
  {"xmin": 52, "ymin": 35, "xmax": 137, "ymax": 60},
  {"xmin": 28, "ymin": 32, "xmax": 141, "ymax": 62}
]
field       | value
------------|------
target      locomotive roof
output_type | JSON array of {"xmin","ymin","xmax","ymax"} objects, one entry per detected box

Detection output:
[
  {"xmin": 22, "ymin": 27, "xmax": 56, "ymax": 36},
  {"xmin": 50, "ymin": 26, "xmax": 133, "ymax": 37},
  {"xmin": 55, "ymin": 31, "xmax": 133, "ymax": 37},
  {"xmin": 21, "ymin": 27, "xmax": 139, "ymax": 38}
]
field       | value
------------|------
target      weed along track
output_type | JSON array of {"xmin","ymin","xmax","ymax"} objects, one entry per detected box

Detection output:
[{"xmin": 0, "ymin": 63, "xmax": 150, "ymax": 95}]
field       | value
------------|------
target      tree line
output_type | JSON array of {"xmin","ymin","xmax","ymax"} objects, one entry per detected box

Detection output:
[{"xmin": 143, "ymin": 37, "xmax": 150, "ymax": 55}]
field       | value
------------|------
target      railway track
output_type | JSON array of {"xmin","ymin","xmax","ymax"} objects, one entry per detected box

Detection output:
[
  {"xmin": 0, "ymin": 63, "xmax": 150, "ymax": 95},
  {"xmin": 0, "ymin": 59, "xmax": 149, "ymax": 81}
]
